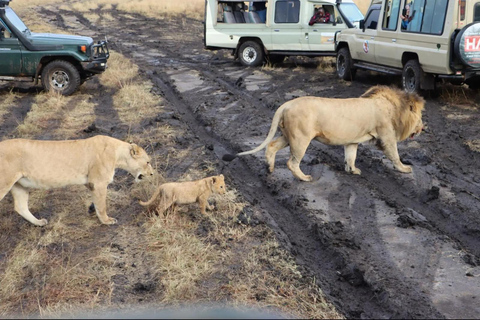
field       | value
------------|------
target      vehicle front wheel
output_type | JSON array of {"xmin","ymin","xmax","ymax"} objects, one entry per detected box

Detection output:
[
  {"xmin": 41, "ymin": 60, "xmax": 81, "ymax": 96},
  {"xmin": 336, "ymin": 47, "xmax": 356, "ymax": 81},
  {"xmin": 402, "ymin": 60, "xmax": 422, "ymax": 93},
  {"xmin": 238, "ymin": 41, "xmax": 264, "ymax": 67}
]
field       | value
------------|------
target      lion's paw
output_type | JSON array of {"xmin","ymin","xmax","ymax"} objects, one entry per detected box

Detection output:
[
  {"xmin": 301, "ymin": 175, "xmax": 313, "ymax": 182},
  {"xmin": 397, "ymin": 165, "xmax": 413, "ymax": 173},
  {"xmin": 352, "ymin": 168, "xmax": 362, "ymax": 175},
  {"xmin": 37, "ymin": 218, "xmax": 48, "ymax": 227},
  {"xmin": 103, "ymin": 217, "xmax": 118, "ymax": 225}
]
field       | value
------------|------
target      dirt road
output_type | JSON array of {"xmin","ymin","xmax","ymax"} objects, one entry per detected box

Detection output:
[{"xmin": 31, "ymin": 4, "xmax": 480, "ymax": 318}]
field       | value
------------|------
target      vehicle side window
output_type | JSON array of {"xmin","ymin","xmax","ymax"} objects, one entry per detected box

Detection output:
[
  {"xmin": 275, "ymin": 0, "xmax": 300, "ymax": 23},
  {"xmin": 382, "ymin": 0, "xmax": 401, "ymax": 30},
  {"xmin": 474, "ymin": 2, "xmax": 480, "ymax": 21},
  {"xmin": 309, "ymin": 4, "xmax": 336, "ymax": 24},
  {"xmin": 405, "ymin": 0, "xmax": 448, "ymax": 35},
  {"xmin": 323, "ymin": 5, "xmax": 336, "ymax": 23},
  {"xmin": 365, "ymin": 8, "xmax": 380, "ymax": 29}
]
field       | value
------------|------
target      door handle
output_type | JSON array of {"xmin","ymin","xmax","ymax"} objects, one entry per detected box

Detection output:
[
  {"xmin": 274, "ymin": 29, "xmax": 280, "ymax": 32},
  {"xmin": 392, "ymin": 39, "xmax": 397, "ymax": 42},
  {"xmin": 370, "ymin": 36, "xmax": 374, "ymax": 40}
]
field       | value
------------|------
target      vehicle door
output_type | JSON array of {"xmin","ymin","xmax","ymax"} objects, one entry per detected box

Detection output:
[
  {"xmin": 352, "ymin": 6, "xmax": 380, "ymax": 63},
  {"xmin": 270, "ymin": 0, "xmax": 303, "ymax": 50},
  {"xmin": 375, "ymin": 0, "xmax": 402, "ymax": 67},
  {"xmin": 305, "ymin": 3, "xmax": 343, "ymax": 51},
  {"xmin": 0, "ymin": 20, "xmax": 22, "ymax": 76}
]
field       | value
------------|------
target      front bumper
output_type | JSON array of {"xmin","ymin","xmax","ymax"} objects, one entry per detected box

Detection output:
[{"xmin": 82, "ymin": 40, "xmax": 110, "ymax": 74}]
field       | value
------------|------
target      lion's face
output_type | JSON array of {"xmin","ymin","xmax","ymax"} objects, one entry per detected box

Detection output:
[
  {"xmin": 128, "ymin": 144, "xmax": 154, "ymax": 182},
  {"xmin": 212, "ymin": 174, "xmax": 226, "ymax": 194}
]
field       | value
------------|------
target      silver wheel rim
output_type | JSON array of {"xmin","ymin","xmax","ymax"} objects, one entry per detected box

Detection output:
[
  {"xmin": 242, "ymin": 47, "xmax": 257, "ymax": 64},
  {"xmin": 405, "ymin": 68, "xmax": 416, "ymax": 92},
  {"xmin": 51, "ymin": 70, "xmax": 70, "ymax": 89}
]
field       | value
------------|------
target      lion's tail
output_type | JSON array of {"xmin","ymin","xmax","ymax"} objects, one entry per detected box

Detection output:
[
  {"xmin": 139, "ymin": 186, "xmax": 163, "ymax": 206},
  {"xmin": 222, "ymin": 102, "xmax": 289, "ymax": 161}
]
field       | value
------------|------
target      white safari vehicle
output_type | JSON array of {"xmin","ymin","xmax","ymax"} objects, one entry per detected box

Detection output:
[
  {"xmin": 335, "ymin": 0, "xmax": 480, "ymax": 92},
  {"xmin": 204, "ymin": 0, "xmax": 364, "ymax": 66}
]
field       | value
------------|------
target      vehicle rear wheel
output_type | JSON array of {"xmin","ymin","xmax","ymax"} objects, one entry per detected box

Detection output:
[
  {"xmin": 41, "ymin": 60, "xmax": 81, "ymax": 96},
  {"xmin": 336, "ymin": 47, "xmax": 356, "ymax": 81},
  {"xmin": 238, "ymin": 41, "xmax": 264, "ymax": 67},
  {"xmin": 402, "ymin": 60, "xmax": 422, "ymax": 93}
]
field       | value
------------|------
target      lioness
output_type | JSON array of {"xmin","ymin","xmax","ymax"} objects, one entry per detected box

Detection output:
[
  {"xmin": 223, "ymin": 86, "xmax": 425, "ymax": 181},
  {"xmin": 0, "ymin": 135, "xmax": 154, "ymax": 226},
  {"xmin": 139, "ymin": 174, "xmax": 226, "ymax": 215}
]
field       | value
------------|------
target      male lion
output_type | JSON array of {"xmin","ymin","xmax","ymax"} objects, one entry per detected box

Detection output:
[
  {"xmin": 139, "ymin": 174, "xmax": 226, "ymax": 215},
  {"xmin": 223, "ymin": 86, "xmax": 425, "ymax": 181},
  {"xmin": 0, "ymin": 135, "xmax": 154, "ymax": 226}
]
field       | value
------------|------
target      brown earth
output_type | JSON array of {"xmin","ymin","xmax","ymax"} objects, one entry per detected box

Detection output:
[{"xmin": 2, "ymin": 3, "xmax": 480, "ymax": 319}]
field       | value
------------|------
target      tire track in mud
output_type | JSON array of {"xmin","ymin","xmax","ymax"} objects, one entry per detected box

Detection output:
[{"xmin": 40, "ymin": 7, "xmax": 480, "ymax": 318}]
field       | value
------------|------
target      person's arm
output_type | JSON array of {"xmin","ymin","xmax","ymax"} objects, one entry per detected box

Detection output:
[
  {"xmin": 409, "ymin": 10, "xmax": 415, "ymax": 21},
  {"xmin": 324, "ymin": 12, "xmax": 330, "ymax": 22},
  {"xmin": 309, "ymin": 14, "xmax": 317, "ymax": 25}
]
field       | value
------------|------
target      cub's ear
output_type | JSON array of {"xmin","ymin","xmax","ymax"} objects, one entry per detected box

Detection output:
[
  {"xmin": 212, "ymin": 176, "xmax": 217, "ymax": 184},
  {"xmin": 130, "ymin": 144, "xmax": 140, "ymax": 158}
]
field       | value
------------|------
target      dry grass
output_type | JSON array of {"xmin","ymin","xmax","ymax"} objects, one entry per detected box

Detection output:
[
  {"xmin": 15, "ymin": 92, "xmax": 71, "ymax": 137},
  {"xmin": 0, "ymin": 90, "xmax": 20, "ymax": 118},
  {"xmin": 317, "ymin": 57, "xmax": 336, "ymax": 73},
  {"xmin": 0, "ymin": 188, "xmax": 116, "ymax": 317},
  {"xmin": 465, "ymin": 140, "xmax": 480, "ymax": 152},
  {"xmin": 438, "ymin": 83, "xmax": 476, "ymax": 105},
  {"xmin": 99, "ymin": 51, "xmax": 139, "ymax": 89}
]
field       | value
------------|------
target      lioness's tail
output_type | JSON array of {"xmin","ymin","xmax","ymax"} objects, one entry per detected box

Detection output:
[
  {"xmin": 222, "ymin": 102, "xmax": 289, "ymax": 161},
  {"xmin": 139, "ymin": 186, "xmax": 163, "ymax": 206}
]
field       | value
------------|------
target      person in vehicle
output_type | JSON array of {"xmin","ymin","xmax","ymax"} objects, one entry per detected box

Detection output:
[
  {"xmin": 400, "ymin": 4, "xmax": 415, "ymax": 29},
  {"xmin": 309, "ymin": 7, "xmax": 330, "ymax": 25}
]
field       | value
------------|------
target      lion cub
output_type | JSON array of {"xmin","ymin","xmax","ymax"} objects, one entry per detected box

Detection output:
[{"xmin": 139, "ymin": 175, "xmax": 226, "ymax": 215}]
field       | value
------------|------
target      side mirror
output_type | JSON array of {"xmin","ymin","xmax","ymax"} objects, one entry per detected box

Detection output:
[{"xmin": 359, "ymin": 19, "xmax": 365, "ymax": 31}]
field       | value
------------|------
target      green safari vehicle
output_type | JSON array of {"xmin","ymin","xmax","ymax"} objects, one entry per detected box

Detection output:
[{"xmin": 0, "ymin": 0, "xmax": 109, "ymax": 95}]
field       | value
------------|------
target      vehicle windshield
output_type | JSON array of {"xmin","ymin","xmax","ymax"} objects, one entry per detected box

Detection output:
[
  {"xmin": 5, "ymin": 7, "xmax": 30, "ymax": 35},
  {"xmin": 338, "ymin": 3, "xmax": 364, "ymax": 23}
]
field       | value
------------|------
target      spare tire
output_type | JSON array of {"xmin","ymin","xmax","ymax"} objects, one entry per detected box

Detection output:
[{"xmin": 454, "ymin": 22, "xmax": 480, "ymax": 69}]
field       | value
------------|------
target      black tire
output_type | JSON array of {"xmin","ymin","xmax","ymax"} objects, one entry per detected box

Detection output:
[
  {"xmin": 41, "ymin": 60, "xmax": 81, "ymax": 96},
  {"xmin": 336, "ymin": 47, "xmax": 356, "ymax": 81},
  {"xmin": 402, "ymin": 60, "xmax": 422, "ymax": 94},
  {"xmin": 238, "ymin": 41, "xmax": 264, "ymax": 67}
]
